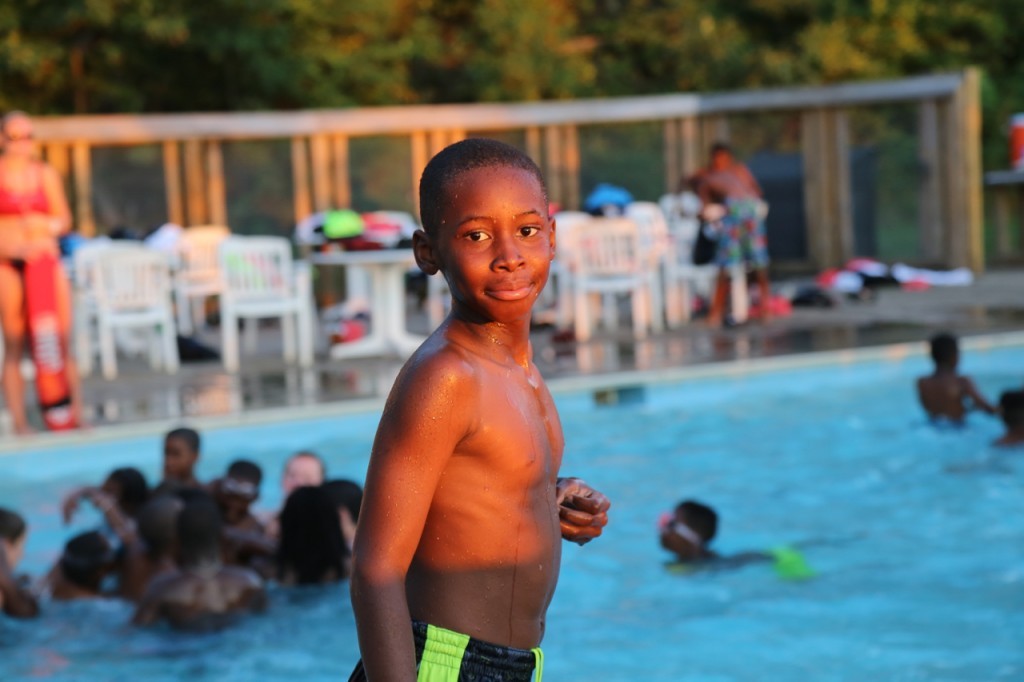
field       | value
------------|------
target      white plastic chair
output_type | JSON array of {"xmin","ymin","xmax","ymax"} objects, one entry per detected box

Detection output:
[
  {"xmin": 572, "ymin": 218, "xmax": 653, "ymax": 342},
  {"xmin": 546, "ymin": 211, "xmax": 593, "ymax": 329},
  {"xmin": 218, "ymin": 236, "xmax": 314, "ymax": 373},
  {"xmin": 659, "ymin": 193, "xmax": 720, "ymax": 326},
  {"xmin": 173, "ymin": 225, "xmax": 230, "ymax": 335},
  {"xmin": 88, "ymin": 246, "xmax": 179, "ymax": 380},
  {"xmin": 72, "ymin": 240, "xmax": 161, "ymax": 377},
  {"xmin": 624, "ymin": 202, "xmax": 671, "ymax": 333}
]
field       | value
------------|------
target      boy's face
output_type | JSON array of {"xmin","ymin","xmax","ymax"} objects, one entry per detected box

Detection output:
[
  {"xmin": 710, "ymin": 150, "xmax": 731, "ymax": 171},
  {"xmin": 282, "ymin": 455, "xmax": 323, "ymax": 496},
  {"xmin": 2, "ymin": 534, "xmax": 25, "ymax": 569},
  {"xmin": 216, "ymin": 476, "xmax": 258, "ymax": 524},
  {"xmin": 163, "ymin": 437, "xmax": 198, "ymax": 482},
  {"xmin": 416, "ymin": 166, "xmax": 555, "ymax": 324}
]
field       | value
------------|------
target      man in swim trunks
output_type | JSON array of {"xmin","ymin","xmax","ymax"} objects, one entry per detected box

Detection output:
[
  {"xmin": 687, "ymin": 142, "xmax": 771, "ymax": 327},
  {"xmin": 916, "ymin": 333, "xmax": 997, "ymax": 425},
  {"xmin": 349, "ymin": 139, "xmax": 610, "ymax": 681}
]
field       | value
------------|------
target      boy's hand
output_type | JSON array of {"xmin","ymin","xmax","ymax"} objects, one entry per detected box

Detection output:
[{"xmin": 556, "ymin": 478, "xmax": 610, "ymax": 545}]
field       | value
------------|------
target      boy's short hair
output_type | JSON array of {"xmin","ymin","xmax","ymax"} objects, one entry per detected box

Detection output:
[
  {"xmin": 227, "ymin": 459, "xmax": 262, "ymax": 485},
  {"xmin": 710, "ymin": 141, "xmax": 732, "ymax": 157},
  {"xmin": 1000, "ymin": 390, "xmax": 1024, "ymax": 427},
  {"xmin": 137, "ymin": 495, "xmax": 183, "ymax": 554},
  {"xmin": 0, "ymin": 507, "xmax": 26, "ymax": 543},
  {"xmin": 929, "ymin": 333, "xmax": 959, "ymax": 365},
  {"xmin": 59, "ymin": 531, "xmax": 114, "ymax": 588},
  {"xmin": 418, "ymin": 138, "xmax": 547, "ymax": 236},
  {"xmin": 322, "ymin": 478, "xmax": 364, "ymax": 523},
  {"xmin": 676, "ymin": 500, "xmax": 718, "ymax": 544},
  {"xmin": 166, "ymin": 427, "xmax": 201, "ymax": 454},
  {"xmin": 107, "ymin": 467, "xmax": 150, "ymax": 514}
]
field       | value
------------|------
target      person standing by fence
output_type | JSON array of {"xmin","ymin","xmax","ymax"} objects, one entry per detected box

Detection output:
[
  {"xmin": 686, "ymin": 142, "xmax": 771, "ymax": 327},
  {"xmin": 0, "ymin": 111, "xmax": 81, "ymax": 434}
]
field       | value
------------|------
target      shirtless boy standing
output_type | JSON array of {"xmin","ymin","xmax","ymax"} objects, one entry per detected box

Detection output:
[
  {"xmin": 916, "ymin": 333, "xmax": 996, "ymax": 424},
  {"xmin": 349, "ymin": 139, "xmax": 610, "ymax": 681}
]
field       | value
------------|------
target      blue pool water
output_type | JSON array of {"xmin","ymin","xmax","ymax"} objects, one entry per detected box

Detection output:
[{"xmin": 2, "ymin": 346, "xmax": 1023, "ymax": 681}]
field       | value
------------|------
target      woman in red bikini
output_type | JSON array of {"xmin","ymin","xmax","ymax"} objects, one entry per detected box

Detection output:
[{"xmin": 0, "ymin": 111, "xmax": 81, "ymax": 434}]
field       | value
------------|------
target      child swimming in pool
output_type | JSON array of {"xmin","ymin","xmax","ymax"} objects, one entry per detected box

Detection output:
[
  {"xmin": 154, "ymin": 427, "xmax": 203, "ymax": 495},
  {"xmin": 0, "ymin": 507, "xmax": 38, "ymax": 618},
  {"xmin": 917, "ymin": 333, "xmax": 997, "ymax": 425},
  {"xmin": 132, "ymin": 496, "xmax": 266, "ymax": 631},
  {"xmin": 659, "ymin": 500, "xmax": 813, "ymax": 578},
  {"xmin": 118, "ymin": 495, "xmax": 182, "ymax": 602},
  {"xmin": 349, "ymin": 139, "xmax": 610, "ymax": 682},
  {"xmin": 994, "ymin": 390, "xmax": 1024, "ymax": 447},
  {"xmin": 44, "ymin": 530, "xmax": 117, "ymax": 600}
]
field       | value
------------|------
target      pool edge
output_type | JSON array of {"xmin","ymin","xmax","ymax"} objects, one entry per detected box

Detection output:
[{"xmin": 3, "ymin": 329, "xmax": 1023, "ymax": 456}]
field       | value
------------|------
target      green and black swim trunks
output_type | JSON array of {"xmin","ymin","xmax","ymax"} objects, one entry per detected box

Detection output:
[{"xmin": 348, "ymin": 620, "xmax": 544, "ymax": 682}]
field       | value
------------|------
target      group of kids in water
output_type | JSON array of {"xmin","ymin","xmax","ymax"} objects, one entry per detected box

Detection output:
[
  {"xmin": 2, "ymin": 140, "xmax": 1022, "ymax": 682},
  {"xmin": 0, "ymin": 430, "xmax": 362, "ymax": 627}
]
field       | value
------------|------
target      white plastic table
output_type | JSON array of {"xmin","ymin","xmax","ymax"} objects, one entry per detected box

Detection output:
[{"xmin": 310, "ymin": 249, "xmax": 426, "ymax": 360}]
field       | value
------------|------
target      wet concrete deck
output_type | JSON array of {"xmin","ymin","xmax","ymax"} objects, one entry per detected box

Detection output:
[{"xmin": 3, "ymin": 268, "xmax": 1023, "ymax": 441}]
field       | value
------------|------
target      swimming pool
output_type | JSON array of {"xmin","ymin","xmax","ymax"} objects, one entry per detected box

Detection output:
[{"xmin": 2, "ymin": 344, "xmax": 1022, "ymax": 681}]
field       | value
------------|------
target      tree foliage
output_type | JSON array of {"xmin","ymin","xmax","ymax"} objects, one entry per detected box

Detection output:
[{"xmin": 2, "ymin": 0, "xmax": 1023, "ymax": 165}]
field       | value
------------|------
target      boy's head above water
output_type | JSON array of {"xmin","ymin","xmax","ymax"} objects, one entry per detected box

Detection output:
[
  {"xmin": 216, "ymin": 459, "xmax": 263, "ymax": 524},
  {"xmin": 1000, "ymin": 390, "xmax": 1024, "ymax": 430},
  {"xmin": 675, "ymin": 500, "xmax": 718, "ymax": 546},
  {"xmin": 163, "ymin": 427, "xmax": 200, "ymax": 482},
  {"xmin": 929, "ymin": 332, "xmax": 959, "ymax": 370},
  {"xmin": 0, "ymin": 507, "xmax": 27, "ymax": 568},
  {"xmin": 59, "ymin": 531, "xmax": 115, "ymax": 591},
  {"xmin": 662, "ymin": 500, "xmax": 718, "ymax": 561}
]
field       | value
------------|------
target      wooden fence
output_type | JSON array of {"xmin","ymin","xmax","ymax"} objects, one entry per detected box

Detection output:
[{"xmin": 32, "ymin": 69, "xmax": 984, "ymax": 271}]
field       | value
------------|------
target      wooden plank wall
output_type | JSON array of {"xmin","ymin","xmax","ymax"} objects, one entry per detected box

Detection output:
[{"xmin": 28, "ymin": 72, "xmax": 982, "ymax": 271}]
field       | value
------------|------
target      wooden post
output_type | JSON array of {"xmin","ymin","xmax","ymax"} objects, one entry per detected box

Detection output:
[
  {"xmin": 991, "ymin": 188, "xmax": 1013, "ymax": 257},
  {"xmin": 663, "ymin": 119, "xmax": 680, "ymax": 196},
  {"xmin": 961, "ymin": 68, "xmax": 984, "ymax": 272},
  {"xmin": 331, "ymin": 134, "xmax": 351, "ymax": 209},
  {"xmin": 162, "ymin": 141, "xmax": 184, "ymax": 226},
  {"xmin": 205, "ymin": 139, "xmax": 227, "ymax": 227},
  {"xmin": 680, "ymin": 117, "xmax": 700, "ymax": 183},
  {"xmin": 45, "ymin": 144, "xmax": 70, "ymax": 179},
  {"xmin": 800, "ymin": 109, "xmax": 852, "ymax": 268},
  {"xmin": 71, "ymin": 142, "xmax": 95, "ymax": 236},
  {"xmin": 429, "ymin": 129, "xmax": 448, "ymax": 156},
  {"xmin": 543, "ymin": 125, "xmax": 563, "ymax": 207},
  {"xmin": 310, "ymin": 134, "xmax": 331, "ymax": 212},
  {"xmin": 918, "ymin": 99, "xmax": 944, "ymax": 263},
  {"xmin": 941, "ymin": 70, "xmax": 986, "ymax": 271},
  {"xmin": 291, "ymin": 137, "xmax": 312, "ymax": 226},
  {"xmin": 832, "ymin": 109, "xmax": 854, "ymax": 264},
  {"xmin": 183, "ymin": 139, "xmax": 207, "ymax": 226},
  {"xmin": 410, "ymin": 131, "xmax": 429, "ymax": 217},
  {"xmin": 563, "ymin": 124, "xmax": 580, "ymax": 210},
  {"xmin": 525, "ymin": 126, "xmax": 542, "ymax": 166}
]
